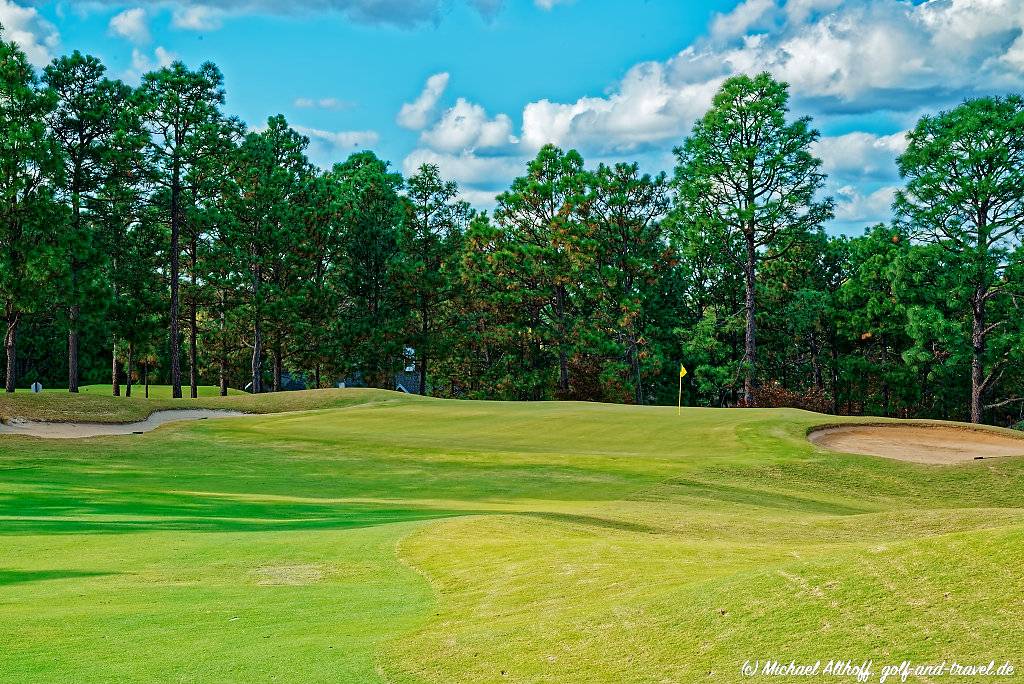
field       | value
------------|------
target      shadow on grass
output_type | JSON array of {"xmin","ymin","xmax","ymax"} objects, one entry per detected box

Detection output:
[
  {"xmin": 520, "ymin": 511, "xmax": 660, "ymax": 534},
  {"xmin": 0, "ymin": 489, "xmax": 477, "ymax": 535},
  {"xmin": 0, "ymin": 569, "xmax": 114, "ymax": 586}
]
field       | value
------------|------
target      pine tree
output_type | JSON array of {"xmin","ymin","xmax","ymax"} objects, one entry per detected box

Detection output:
[
  {"xmin": 896, "ymin": 96, "xmax": 1024, "ymax": 423},
  {"xmin": 673, "ymin": 73, "xmax": 833, "ymax": 406},
  {"xmin": 43, "ymin": 52, "xmax": 129, "ymax": 393},
  {"xmin": 139, "ymin": 61, "xmax": 233, "ymax": 399},
  {"xmin": 402, "ymin": 164, "xmax": 471, "ymax": 395},
  {"xmin": 0, "ymin": 36, "xmax": 64, "ymax": 393}
]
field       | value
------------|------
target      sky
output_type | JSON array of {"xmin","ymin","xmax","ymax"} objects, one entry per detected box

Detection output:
[{"xmin": 2, "ymin": 0, "xmax": 1023, "ymax": 232}]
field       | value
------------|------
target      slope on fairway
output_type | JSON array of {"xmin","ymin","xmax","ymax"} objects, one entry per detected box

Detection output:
[{"xmin": 1, "ymin": 390, "xmax": 1022, "ymax": 683}]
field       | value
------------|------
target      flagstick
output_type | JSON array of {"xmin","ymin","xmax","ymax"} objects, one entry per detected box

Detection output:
[{"xmin": 678, "ymin": 373, "xmax": 682, "ymax": 416}]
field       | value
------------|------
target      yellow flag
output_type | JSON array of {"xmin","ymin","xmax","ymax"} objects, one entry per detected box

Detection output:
[{"xmin": 679, "ymin": 364, "xmax": 687, "ymax": 379}]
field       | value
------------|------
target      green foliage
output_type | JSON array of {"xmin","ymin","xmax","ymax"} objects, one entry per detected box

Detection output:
[
  {"xmin": 896, "ymin": 95, "xmax": 1024, "ymax": 422},
  {"xmin": 0, "ymin": 35, "xmax": 66, "ymax": 393},
  {"xmin": 400, "ymin": 163, "xmax": 472, "ymax": 395},
  {"xmin": 2, "ymin": 36, "xmax": 1024, "ymax": 428}
]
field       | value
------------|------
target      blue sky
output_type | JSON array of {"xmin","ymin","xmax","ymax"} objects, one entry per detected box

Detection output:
[{"xmin": 4, "ymin": 0, "xmax": 1024, "ymax": 231}]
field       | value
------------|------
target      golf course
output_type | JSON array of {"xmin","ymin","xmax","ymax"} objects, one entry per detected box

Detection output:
[{"xmin": 1, "ymin": 389, "xmax": 1022, "ymax": 682}]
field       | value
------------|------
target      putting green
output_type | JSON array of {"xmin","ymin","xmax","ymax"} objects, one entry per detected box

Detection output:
[{"xmin": 1, "ymin": 390, "xmax": 1022, "ymax": 682}]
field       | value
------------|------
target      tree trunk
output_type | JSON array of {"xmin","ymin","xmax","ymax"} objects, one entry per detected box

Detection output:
[
  {"xmin": 112, "ymin": 343, "xmax": 120, "ymax": 397},
  {"xmin": 970, "ymin": 288, "xmax": 985, "ymax": 424},
  {"xmin": 314, "ymin": 364, "xmax": 321, "ymax": 390},
  {"xmin": 189, "ymin": 236, "xmax": 198, "ymax": 399},
  {"xmin": 272, "ymin": 340, "xmax": 282, "ymax": 392},
  {"xmin": 125, "ymin": 344, "xmax": 134, "ymax": 398},
  {"xmin": 829, "ymin": 330, "xmax": 840, "ymax": 415},
  {"xmin": 169, "ymin": 158, "xmax": 182, "ymax": 399},
  {"xmin": 742, "ymin": 232, "xmax": 757, "ymax": 407},
  {"xmin": 219, "ymin": 289, "xmax": 228, "ymax": 396},
  {"xmin": 630, "ymin": 339, "xmax": 643, "ymax": 406},
  {"xmin": 144, "ymin": 361, "xmax": 149, "ymax": 399},
  {"xmin": 555, "ymin": 284, "xmax": 570, "ymax": 396},
  {"xmin": 68, "ymin": 161, "xmax": 83, "ymax": 394},
  {"xmin": 68, "ymin": 305, "xmax": 80, "ymax": 393},
  {"xmin": 4, "ymin": 307, "xmax": 18, "ymax": 394},
  {"xmin": 810, "ymin": 333, "xmax": 823, "ymax": 390},
  {"xmin": 419, "ymin": 303, "xmax": 429, "ymax": 396},
  {"xmin": 251, "ymin": 317, "xmax": 262, "ymax": 394},
  {"xmin": 880, "ymin": 336, "xmax": 890, "ymax": 418}
]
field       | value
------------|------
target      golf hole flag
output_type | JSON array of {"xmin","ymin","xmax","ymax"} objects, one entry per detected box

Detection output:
[{"xmin": 679, "ymin": 364, "xmax": 687, "ymax": 379}]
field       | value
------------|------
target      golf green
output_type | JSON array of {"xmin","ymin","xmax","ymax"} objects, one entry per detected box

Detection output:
[{"xmin": 1, "ymin": 389, "xmax": 1021, "ymax": 682}]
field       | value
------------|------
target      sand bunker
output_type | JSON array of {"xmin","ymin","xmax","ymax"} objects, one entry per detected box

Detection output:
[
  {"xmin": 809, "ymin": 424, "xmax": 1024, "ymax": 465},
  {"xmin": 0, "ymin": 409, "xmax": 247, "ymax": 439}
]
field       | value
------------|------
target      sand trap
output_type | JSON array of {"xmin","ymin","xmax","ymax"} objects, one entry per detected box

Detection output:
[
  {"xmin": 809, "ymin": 424, "xmax": 1024, "ymax": 465},
  {"xmin": 0, "ymin": 410, "xmax": 247, "ymax": 439}
]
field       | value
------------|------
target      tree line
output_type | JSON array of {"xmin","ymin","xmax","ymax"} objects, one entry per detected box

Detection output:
[{"xmin": 2, "ymin": 35, "xmax": 1023, "ymax": 425}]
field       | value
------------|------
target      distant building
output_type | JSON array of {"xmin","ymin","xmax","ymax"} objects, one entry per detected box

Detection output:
[
  {"xmin": 338, "ymin": 347, "xmax": 422, "ymax": 394},
  {"xmin": 337, "ymin": 369, "xmax": 421, "ymax": 395}
]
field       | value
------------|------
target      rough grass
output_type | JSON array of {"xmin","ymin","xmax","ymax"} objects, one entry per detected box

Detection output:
[{"xmin": 0, "ymin": 390, "xmax": 1022, "ymax": 683}]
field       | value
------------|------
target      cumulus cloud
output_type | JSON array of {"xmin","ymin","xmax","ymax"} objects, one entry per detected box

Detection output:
[
  {"xmin": 295, "ymin": 125, "xmax": 379, "ymax": 165},
  {"xmin": 294, "ymin": 97, "xmax": 352, "ymax": 110},
  {"xmin": 398, "ymin": 0, "xmax": 1024, "ymax": 220},
  {"xmin": 420, "ymin": 98, "xmax": 517, "ymax": 152},
  {"xmin": 518, "ymin": 0, "xmax": 1024, "ymax": 155},
  {"xmin": 521, "ymin": 61, "xmax": 723, "ymax": 153},
  {"xmin": 710, "ymin": 0, "xmax": 776, "ymax": 39},
  {"xmin": 125, "ymin": 45, "xmax": 176, "ymax": 82},
  {"xmin": 403, "ymin": 148, "xmax": 523, "ymax": 188},
  {"xmin": 0, "ymin": 0, "xmax": 60, "ymax": 65},
  {"xmin": 108, "ymin": 7, "xmax": 149, "ymax": 44},
  {"xmin": 813, "ymin": 130, "xmax": 908, "ymax": 181},
  {"xmin": 171, "ymin": 6, "xmax": 224, "ymax": 31},
  {"xmin": 833, "ymin": 184, "xmax": 899, "ymax": 227},
  {"xmin": 397, "ymin": 72, "xmax": 449, "ymax": 130}
]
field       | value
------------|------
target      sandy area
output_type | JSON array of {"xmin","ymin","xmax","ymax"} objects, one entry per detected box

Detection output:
[
  {"xmin": 809, "ymin": 424, "xmax": 1024, "ymax": 464},
  {"xmin": 0, "ymin": 410, "xmax": 247, "ymax": 439}
]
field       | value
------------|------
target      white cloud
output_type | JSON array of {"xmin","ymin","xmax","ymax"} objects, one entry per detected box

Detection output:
[
  {"xmin": 295, "ymin": 125, "xmax": 379, "ymax": 165},
  {"xmin": 0, "ymin": 0, "xmax": 60, "ymax": 65},
  {"xmin": 403, "ymin": 148, "xmax": 523, "ymax": 188},
  {"xmin": 420, "ymin": 98, "xmax": 517, "ymax": 152},
  {"xmin": 521, "ymin": 61, "xmax": 723, "ymax": 152},
  {"xmin": 108, "ymin": 7, "xmax": 149, "ymax": 44},
  {"xmin": 1004, "ymin": 34, "xmax": 1024, "ymax": 70},
  {"xmin": 517, "ymin": 0, "xmax": 1024, "ymax": 157},
  {"xmin": 535, "ymin": 0, "xmax": 573, "ymax": 8},
  {"xmin": 294, "ymin": 97, "xmax": 352, "ymax": 110},
  {"xmin": 833, "ymin": 184, "xmax": 898, "ymax": 226},
  {"xmin": 457, "ymin": 187, "xmax": 501, "ymax": 209},
  {"xmin": 397, "ymin": 72, "xmax": 449, "ymax": 130},
  {"xmin": 813, "ymin": 130, "xmax": 908, "ymax": 180},
  {"xmin": 783, "ymin": 0, "xmax": 842, "ymax": 23},
  {"xmin": 711, "ymin": 0, "xmax": 776, "ymax": 40},
  {"xmin": 171, "ymin": 6, "xmax": 224, "ymax": 31},
  {"xmin": 125, "ymin": 45, "xmax": 176, "ymax": 82}
]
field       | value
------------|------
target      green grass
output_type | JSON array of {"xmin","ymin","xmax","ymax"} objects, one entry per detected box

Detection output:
[{"xmin": 1, "ymin": 390, "xmax": 1022, "ymax": 682}]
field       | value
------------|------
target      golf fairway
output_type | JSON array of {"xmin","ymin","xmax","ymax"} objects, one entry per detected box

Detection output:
[{"xmin": 1, "ymin": 389, "xmax": 1022, "ymax": 682}]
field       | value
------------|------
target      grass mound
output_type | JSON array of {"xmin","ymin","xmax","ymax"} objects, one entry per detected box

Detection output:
[
  {"xmin": 0, "ymin": 386, "xmax": 408, "ymax": 424},
  {"xmin": 1, "ymin": 391, "xmax": 1022, "ymax": 682}
]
